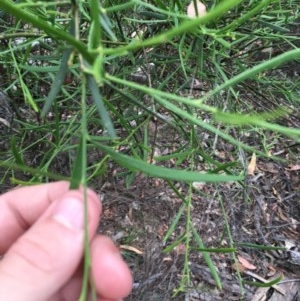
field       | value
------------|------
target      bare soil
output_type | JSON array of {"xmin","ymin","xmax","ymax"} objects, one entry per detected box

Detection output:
[{"xmin": 93, "ymin": 118, "xmax": 300, "ymax": 301}]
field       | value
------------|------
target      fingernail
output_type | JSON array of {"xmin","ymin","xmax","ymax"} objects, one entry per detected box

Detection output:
[{"xmin": 52, "ymin": 197, "xmax": 84, "ymax": 230}]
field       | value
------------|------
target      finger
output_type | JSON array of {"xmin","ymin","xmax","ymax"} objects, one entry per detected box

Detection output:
[
  {"xmin": 0, "ymin": 182, "xmax": 101, "ymax": 253},
  {"xmin": 90, "ymin": 236, "xmax": 133, "ymax": 300},
  {"xmin": 0, "ymin": 181, "xmax": 70, "ymax": 253},
  {"xmin": 0, "ymin": 189, "xmax": 101, "ymax": 301},
  {"xmin": 50, "ymin": 275, "xmax": 83, "ymax": 301},
  {"xmin": 50, "ymin": 235, "xmax": 134, "ymax": 301}
]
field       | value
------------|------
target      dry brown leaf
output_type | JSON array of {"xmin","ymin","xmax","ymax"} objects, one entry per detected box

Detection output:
[
  {"xmin": 290, "ymin": 217, "xmax": 298, "ymax": 230},
  {"xmin": 232, "ymin": 262, "xmax": 246, "ymax": 273},
  {"xmin": 272, "ymin": 186, "xmax": 278, "ymax": 196},
  {"xmin": 187, "ymin": 1, "xmax": 207, "ymax": 18},
  {"xmin": 260, "ymin": 162, "xmax": 278, "ymax": 173},
  {"xmin": 120, "ymin": 245, "xmax": 143, "ymax": 255},
  {"xmin": 267, "ymin": 265, "xmax": 277, "ymax": 277},
  {"xmin": 290, "ymin": 164, "xmax": 300, "ymax": 171},
  {"xmin": 238, "ymin": 255, "xmax": 257, "ymax": 270},
  {"xmin": 192, "ymin": 181, "xmax": 205, "ymax": 190},
  {"xmin": 163, "ymin": 256, "xmax": 173, "ymax": 262},
  {"xmin": 277, "ymin": 206, "xmax": 289, "ymax": 222},
  {"xmin": 215, "ymin": 150, "xmax": 226, "ymax": 159},
  {"xmin": 175, "ymin": 243, "xmax": 186, "ymax": 255},
  {"xmin": 157, "ymin": 223, "xmax": 168, "ymax": 237},
  {"xmin": 247, "ymin": 152, "xmax": 257, "ymax": 175},
  {"xmin": 266, "ymin": 212, "xmax": 271, "ymax": 223}
]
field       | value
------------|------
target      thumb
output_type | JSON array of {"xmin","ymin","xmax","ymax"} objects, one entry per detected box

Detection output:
[{"xmin": 0, "ymin": 191, "xmax": 95, "ymax": 301}]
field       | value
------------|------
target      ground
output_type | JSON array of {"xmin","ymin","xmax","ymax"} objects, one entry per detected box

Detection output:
[{"xmin": 92, "ymin": 118, "xmax": 300, "ymax": 301}]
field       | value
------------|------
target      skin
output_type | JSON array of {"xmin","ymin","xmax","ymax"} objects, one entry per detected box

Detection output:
[{"xmin": 0, "ymin": 181, "xmax": 133, "ymax": 301}]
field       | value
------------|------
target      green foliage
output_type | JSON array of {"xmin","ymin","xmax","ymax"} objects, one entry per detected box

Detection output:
[{"xmin": 0, "ymin": 0, "xmax": 299, "ymax": 298}]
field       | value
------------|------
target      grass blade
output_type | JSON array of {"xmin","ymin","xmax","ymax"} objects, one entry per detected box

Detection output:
[
  {"xmin": 192, "ymin": 225, "xmax": 222, "ymax": 290},
  {"xmin": 87, "ymin": 75, "xmax": 116, "ymax": 137},
  {"xmin": 93, "ymin": 143, "xmax": 242, "ymax": 182},
  {"xmin": 69, "ymin": 136, "xmax": 84, "ymax": 189},
  {"xmin": 41, "ymin": 47, "xmax": 72, "ymax": 117}
]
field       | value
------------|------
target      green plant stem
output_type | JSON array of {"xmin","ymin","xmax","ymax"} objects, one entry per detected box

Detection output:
[
  {"xmin": 102, "ymin": 0, "xmax": 243, "ymax": 55},
  {"xmin": 0, "ymin": 0, "xmax": 94, "ymax": 64},
  {"xmin": 199, "ymin": 48, "xmax": 300, "ymax": 103}
]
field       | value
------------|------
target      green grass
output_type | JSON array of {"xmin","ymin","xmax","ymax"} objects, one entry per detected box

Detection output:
[{"xmin": 0, "ymin": 0, "xmax": 299, "ymax": 299}]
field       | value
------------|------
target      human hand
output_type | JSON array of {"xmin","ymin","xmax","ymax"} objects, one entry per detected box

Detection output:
[{"xmin": 0, "ymin": 181, "xmax": 132, "ymax": 301}]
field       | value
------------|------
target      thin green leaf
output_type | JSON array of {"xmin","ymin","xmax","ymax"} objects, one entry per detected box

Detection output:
[
  {"xmin": 41, "ymin": 47, "xmax": 72, "ymax": 117},
  {"xmin": 89, "ymin": 0, "xmax": 101, "ymax": 49},
  {"xmin": 243, "ymin": 275, "xmax": 283, "ymax": 288},
  {"xmin": 163, "ymin": 203, "xmax": 186, "ymax": 242},
  {"xmin": 99, "ymin": 7, "xmax": 117, "ymax": 41},
  {"xmin": 94, "ymin": 143, "xmax": 241, "ymax": 182},
  {"xmin": 0, "ymin": 0, "xmax": 93, "ymax": 64},
  {"xmin": 221, "ymin": 0, "xmax": 273, "ymax": 32},
  {"xmin": 105, "ymin": 75, "xmax": 281, "ymax": 160},
  {"xmin": 11, "ymin": 137, "xmax": 25, "ymax": 166},
  {"xmin": 69, "ymin": 136, "xmax": 84, "ymax": 189},
  {"xmin": 103, "ymin": 0, "xmax": 244, "ymax": 55},
  {"xmin": 87, "ymin": 75, "xmax": 116, "ymax": 137},
  {"xmin": 190, "ymin": 247, "xmax": 236, "ymax": 253},
  {"xmin": 163, "ymin": 234, "xmax": 186, "ymax": 253},
  {"xmin": 9, "ymin": 41, "xmax": 39, "ymax": 112},
  {"xmin": 199, "ymin": 48, "xmax": 300, "ymax": 103},
  {"xmin": 236, "ymin": 243, "xmax": 286, "ymax": 251},
  {"xmin": 192, "ymin": 225, "xmax": 222, "ymax": 290},
  {"xmin": 0, "ymin": 160, "xmax": 69, "ymax": 181}
]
